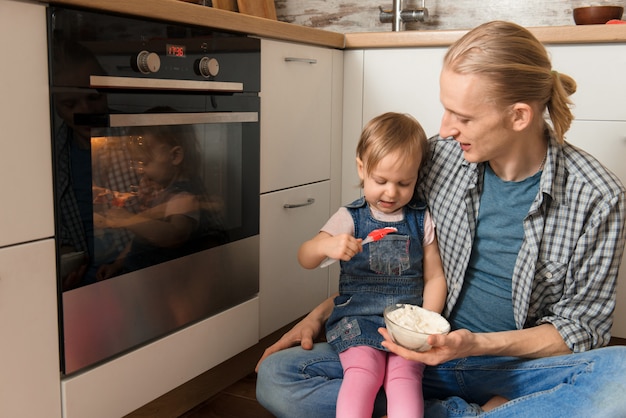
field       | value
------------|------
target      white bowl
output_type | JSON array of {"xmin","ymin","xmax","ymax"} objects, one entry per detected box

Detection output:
[{"xmin": 384, "ymin": 303, "xmax": 450, "ymax": 351}]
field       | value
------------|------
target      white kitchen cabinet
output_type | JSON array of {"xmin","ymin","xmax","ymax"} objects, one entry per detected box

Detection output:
[
  {"xmin": 548, "ymin": 44, "xmax": 626, "ymax": 338},
  {"xmin": 0, "ymin": 0, "xmax": 54, "ymax": 247},
  {"xmin": 260, "ymin": 39, "xmax": 333, "ymax": 194},
  {"xmin": 362, "ymin": 48, "xmax": 447, "ymax": 136},
  {"xmin": 0, "ymin": 2, "xmax": 62, "ymax": 418},
  {"xmin": 0, "ymin": 239, "xmax": 62, "ymax": 418},
  {"xmin": 548, "ymin": 44, "xmax": 626, "ymax": 122},
  {"xmin": 259, "ymin": 182, "xmax": 332, "ymax": 337},
  {"xmin": 342, "ymin": 47, "xmax": 447, "ymax": 203},
  {"xmin": 259, "ymin": 40, "xmax": 342, "ymax": 337}
]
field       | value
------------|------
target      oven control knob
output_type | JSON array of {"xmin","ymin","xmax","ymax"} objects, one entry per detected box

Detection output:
[
  {"xmin": 198, "ymin": 57, "xmax": 220, "ymax": 78},
  {"xmin": 136, "ymin": 51, "xmax": 161, "ymax": 74}
]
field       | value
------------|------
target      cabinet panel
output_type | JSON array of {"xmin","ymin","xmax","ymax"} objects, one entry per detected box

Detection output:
[
  {"xmin": 548, "ymin": 44, "xmax": 626, "ymax": 121},
  {"xmin": 363, "ymin": 48, "xmax": 446, "ymax": 137},
  {"xmin": 260, "ymin": 39, "xmax": 333, "ymax": 193},
  {"xmin": 260, "ymin": 181, "xmax": 331, "ymax": 337},
  {"xmin": 0, "ymin": 239, "xmax": 61, "ymax": 418},
  {"xmin": 341, "ymin": 47, "xmax": 447, "ymax": 204},
  {"xmin": 0, "ymin": 0, "xmax": 54, "ymax": 247},
  {"xmin": 567, "ymin": 120, "xmax": 626, "ymax": 338}
]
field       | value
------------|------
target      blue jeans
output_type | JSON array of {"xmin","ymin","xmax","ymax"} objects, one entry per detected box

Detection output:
[{"xmin": 256, "ymin": 343, "xmax": 626, "ymax": 417}]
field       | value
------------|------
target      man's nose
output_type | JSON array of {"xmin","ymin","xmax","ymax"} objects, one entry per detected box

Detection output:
[{"xmin": 439, "ymin": 111, "xmax": 458, "ymax": 139}]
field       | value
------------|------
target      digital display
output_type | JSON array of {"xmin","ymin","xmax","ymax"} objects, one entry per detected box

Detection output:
[{"xmin": 166, "ymin": 44, "xmax": 186, "ymax": 57}]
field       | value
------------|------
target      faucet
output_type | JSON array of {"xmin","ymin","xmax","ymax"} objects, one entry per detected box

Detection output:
[{"xmin": 380, "ymin": 0, "xmax": 428, "ymax": 31}]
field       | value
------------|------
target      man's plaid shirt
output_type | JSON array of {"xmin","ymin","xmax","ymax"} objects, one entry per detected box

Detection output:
[{"xmin": 417, "ymin": 132, "xmax": 626, "ymax": 352}]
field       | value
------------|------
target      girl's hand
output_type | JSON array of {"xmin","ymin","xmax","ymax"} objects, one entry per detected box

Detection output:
[
  {"xmin": 298, "ymin": 232, "xmax": 362, "ymax": 269},
  {"xmin": 62, "ymin": 260, "xmax": 88, "ymax": 291},
  {"xmin": 96, "ymin": 260, "xmax": 123, "ymax": 281},
  {"xmin": 324, "ymin": 233, "xmax": 363, "ymax": 262},
  {"xmin": 102, "ymin": 207, "xmax": 134, "ymax": 228}
]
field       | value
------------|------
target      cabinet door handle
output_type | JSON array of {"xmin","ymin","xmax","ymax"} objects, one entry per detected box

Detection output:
[
  {"xmin": 284, "ymin": 57, "xmax": 317, "ymax": 64},
  {"xmin": 283, "ymin": 198, "xmax": 315, "ymax": 209}
]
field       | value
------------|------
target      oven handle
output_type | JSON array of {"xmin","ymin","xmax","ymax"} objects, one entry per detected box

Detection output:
[
  {"xmin": 105, "ymin": 112, "xmax": 258, "ymax": 127},
  {"xmin": 90, "ymin": 75, "xmax": 244, "ymax": 92}
]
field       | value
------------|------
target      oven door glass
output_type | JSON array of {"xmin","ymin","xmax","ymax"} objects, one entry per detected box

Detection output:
[
  {"xmin": 52, "ymin": 91, "xmax": 259, "ymax": 373},
  {"xmin": 54, "ymin": 93, "xmax": 259, "ymax": 289}
]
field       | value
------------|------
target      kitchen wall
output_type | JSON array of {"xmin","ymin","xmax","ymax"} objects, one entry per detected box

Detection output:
[{"xmin": 274, "ymin": 0, "xmax": 625, "ymax": 32}]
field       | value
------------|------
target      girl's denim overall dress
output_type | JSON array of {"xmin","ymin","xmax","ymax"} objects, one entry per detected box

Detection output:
[{"xmin": 326, "ymin": 197, "xmax": 426, "ymax": 353}]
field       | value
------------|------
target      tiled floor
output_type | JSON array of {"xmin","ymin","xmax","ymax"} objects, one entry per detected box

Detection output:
[{"xmin": 180, "ymin": 337, "xmax": 626, "ymax": 417}]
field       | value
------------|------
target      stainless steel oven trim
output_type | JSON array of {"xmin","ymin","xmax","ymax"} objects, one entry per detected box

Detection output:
[
  {"xmin": 62, "ymin": 235, "xmax": 260, "ymax": 374},
  {"xmin": 90, "ymin": 75, "xmax": 244, "ymax": 92},
  {"xmin": 107, "ymin": 111, "xmax": 258, "ymax": 127}
]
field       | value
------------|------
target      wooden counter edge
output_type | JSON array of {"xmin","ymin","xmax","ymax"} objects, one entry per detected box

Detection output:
[
  {"xmin": 345, "ymin": 24, "xmax": 626, "ymax": 48},
  {"xmin": 42, "ymin": 0, "xmax": 345, "ymax": 49}
]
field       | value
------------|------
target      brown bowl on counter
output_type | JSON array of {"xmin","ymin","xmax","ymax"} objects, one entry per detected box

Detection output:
[{"xmin": 573, "ymin": 6, "xmax": 624, "ymax": 25}]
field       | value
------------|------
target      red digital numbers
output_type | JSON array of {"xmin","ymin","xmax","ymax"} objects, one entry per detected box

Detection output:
[{"xmin": 166, "ymin": 44, "xmax": 186, "ymax": 57}]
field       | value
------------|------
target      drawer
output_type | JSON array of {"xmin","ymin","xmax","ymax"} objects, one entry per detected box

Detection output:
[
  {"xmin": 260, "ymin": 39, "xmax": 333, "ymax": 193},
  {"xmin": 259, "ymin": 181, "xmax": 331, "ymax": 337}
]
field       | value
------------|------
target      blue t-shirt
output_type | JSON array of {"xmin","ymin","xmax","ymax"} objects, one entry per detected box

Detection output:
[{"xmin": 449, "ymin": 164, "xmax": 541, "ymax": 333}]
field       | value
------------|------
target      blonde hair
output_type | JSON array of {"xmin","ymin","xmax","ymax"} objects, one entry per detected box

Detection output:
[
  {"xmin": 356, "ymin": 112, "xmax": 427, "ymax": 187},
  {"xmin": 444, "ymin": 21, "xmax": 577, "ymax": 143},
  {"xmin": 128, "ymin": 108, "xmax": 201, "ymax": 180}
]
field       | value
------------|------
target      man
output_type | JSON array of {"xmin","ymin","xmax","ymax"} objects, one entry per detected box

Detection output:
[{"xmin": 255, "ymin": 21, "xmax": 626, "ymax": 417}]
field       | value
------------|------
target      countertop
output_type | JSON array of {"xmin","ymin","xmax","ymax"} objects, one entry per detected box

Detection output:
[
  {"xmin": 345, "ymin": 24, "xmax": 626, "ymax": 48},
  {"xmin": 41, "ymin": 0, "xmax": 626, "ymax": 48}
]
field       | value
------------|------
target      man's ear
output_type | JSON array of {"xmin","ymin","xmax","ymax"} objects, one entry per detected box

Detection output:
[
  {"xmin": 170, "ymin": 145, "xmax": 184, "ymax": 165},
  {"xmin": 510, "ymin": 102, "xmax": 533, "ymax": 132}
]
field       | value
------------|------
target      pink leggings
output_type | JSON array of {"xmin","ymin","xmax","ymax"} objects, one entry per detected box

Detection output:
[{"xmin": 336, "ymin": 345, "xmax": 425, "ymax": 418}]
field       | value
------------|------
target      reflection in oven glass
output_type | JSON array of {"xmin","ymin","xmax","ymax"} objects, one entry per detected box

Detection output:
[
  {"xmin": 52, "ymin": 41, "xmax": 110, "ymax": 290},
  {"xmin": 57, "ymin": 108, "xmax": 244, "ymax": 290},
  {"xmin": 92, "ymin": 119, "xmax": 231, "ymax": 282}
]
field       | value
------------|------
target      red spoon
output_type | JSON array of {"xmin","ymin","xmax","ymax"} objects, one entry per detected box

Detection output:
[{"xmin": 320, "ymin": 227, "xmax": 398, "ymax": 268}]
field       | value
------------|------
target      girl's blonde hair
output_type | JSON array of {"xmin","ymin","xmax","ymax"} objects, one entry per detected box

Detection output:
[
  {"xmin": 128, "ymin": 107, "xmax": 202, "ymax": 180},
  {"xmin": 356, "ymin": 112, "xmax": 427, "ymax": 186},
  {"xmin": 444, "ymin": 21, "xmax": 577, "ymax": 143}
]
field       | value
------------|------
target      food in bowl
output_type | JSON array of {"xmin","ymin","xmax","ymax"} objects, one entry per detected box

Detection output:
[{"xmin": 384, "ymin": 303, "xmax": 450, "ymax": 352}]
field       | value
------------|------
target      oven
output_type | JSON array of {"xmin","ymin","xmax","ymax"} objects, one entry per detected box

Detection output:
[{"xmin": 48, "ymin": 7, "xmax": 260, "ymax": 375}]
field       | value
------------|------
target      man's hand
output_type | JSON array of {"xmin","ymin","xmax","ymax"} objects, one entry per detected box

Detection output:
[
  {"xmin": 379, "ymin": 327, "xmax": 475, "ymax": 365},
  {"xmin": 380, "ymin": 322, "xmax": 571, "ymax": 364},
  {"xmin": 255, "ymin": 295, "xmax": 336, "ymax": 372},
  {"xmin": 255, "ymin": 313, "xmax": 322, "ymax": 372}
]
